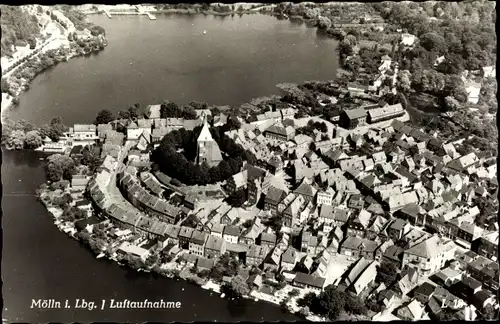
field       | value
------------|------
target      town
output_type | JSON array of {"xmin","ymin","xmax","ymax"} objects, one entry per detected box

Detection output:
[
  {"xmin": 34, "ymin": 43, "xmax": 498, "ymax": 322},
  {"xmin": 3, "ymin": 1, "xmax": 497, "ymax": 322}
]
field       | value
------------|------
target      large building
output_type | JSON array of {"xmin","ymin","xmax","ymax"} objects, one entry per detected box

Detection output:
[
  {"xmin": 196, "ymin": 113, "xmax": 223, "ymax": 167},
  {"xmin": 367, "ymin": 104, "xmax": 405, "ymax": 124},
  {"xmin": 339, "ymin": 108, "xmax": 367, "ymax": 129}
]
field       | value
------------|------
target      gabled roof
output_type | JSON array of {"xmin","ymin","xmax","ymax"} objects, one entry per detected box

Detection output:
[
  {"xmin": 293, "ymin": 178, "xmax": 317, "ymax": 198},
  {"xmin": 344, "ymin": 108, "xmax": 367, "ymax": 120},
  {"xmin": 265, "ymin": 186, "xmax": 287, "ymax": 204},
  {"xmin": 405, "ymin": 235, "xmax": 442, "ymax": 258}
]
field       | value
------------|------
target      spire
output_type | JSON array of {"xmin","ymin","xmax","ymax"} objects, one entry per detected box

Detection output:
[{"xmin": 197, "ymin": 112, "xmax": 214, "ymax": 142}]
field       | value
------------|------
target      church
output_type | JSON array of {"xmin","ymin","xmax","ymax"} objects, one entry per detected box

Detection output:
[{"xmin": 196, "ymin": 113, "xmax": 223, "ymax": 167}]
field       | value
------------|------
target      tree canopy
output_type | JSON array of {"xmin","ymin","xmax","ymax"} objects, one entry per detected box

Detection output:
[{"xmin": 95, "ymin": 109, "xmax": 114, "ymax": 125}]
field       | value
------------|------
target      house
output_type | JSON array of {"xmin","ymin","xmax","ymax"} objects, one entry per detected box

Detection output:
[
  {"xmin": 145, "ymin": 104, "xmax": 162, "ymax": 119},
  {"xmin": 471, "ymin": 290, "xmax": 497, "ymax": 311},
  {"xmin": 377, "ymin": 289, "xmax": 397, "ymax": 308},
  {"xmin": 283, "ymin": 195, "xmax": 306, "ymax": 227},
  {"xmin": 397, "ymin": 299, "xmax": 424, "ymax": 321},
  {"xmin": 73, "ymin": 124, "xmax": 97, "ymax": 141},
  {"xmin": 401, "ymin": 33, "xmax": 416, "ymax": 46},
  {"xmin": 471, "ymin": 231, "xmax": 498, "ymax": 261},
  {"xmin": 97, "ymin": 124, "xmax": 113, "ymax": 141},
  {"xmin": 464, "ymin": 80, "xmax": 481, "ymax": 104},
  {"xmin": 71, "ymin": 176, "xmax": 90, "ymax": 192},
  {"xmin": 340, "ymin": 237, "xmax": 378, "ymax": 260},
  {"xmin": 454, "ymin": 221, "xmax": 484, "ymax": 247},
  {"xmin": 346, "ymin": 209, "xmax": 372, "ymax": 237},
  {"xmin": 482, "ymin": 65, "xmax": 496, "ymax": 78},
  {"xmin": 117, "ymin": 242, "xmax": 149, "ymax": 260},
  {"xmin": 240, "ymin": 219, "xmax": 264, "ymax": 245},
  {"xmin": 178, "ymin": 226, "xmax": 194, "ymax": 248},
  {"xmin": 196, "ymin": 257, "xmax": 215, "ymax": 271},
  {"xmin": 449, "ymin": 276, "xmax": 482, "ymax": 303},
  {"xmin": 164, "ymin": 224, "xmax": 181, "ymax": 246},
  {"xmin": 349, "ymin": 260, "xmax": 379, "ymax": 296},
  {"xmin": 339, "ymin": 108, "xmax": 367, "ymax": 129},
  {"xmin": 317, "ymin": 187, "xmax": 335, "ymax": 206},
  {"xmin": 402, "ymin": 236, "xmax": 456, "ymax": 276},
  {"xmin": 260, "ymin": 232, "xmax": 277, "ymax": 250},
  {"xmin": 293, "ymin": 272, "xmax": 326, "ymax": 292},
  {"xmin": 431, "ymin": 267, "xmax": 462, "ymax": 287},
  {"xmin": 246, "ymin": 244, "xmax": 268, "ymax": 267},
  {"xmin": 395, "ymin": 268, "xmax": 419, "ymax": 296},
  {"xmin": 188, "ymin": 230, "xmax": 207, "ymax": 256},
  {"xmin": 264, "ymin": 186, "xmax": 287, "ymax": 213},
  {"xmin": 204, "ymin": 235, "xmax": 226, "ymax": 259},
  {"xmin": 223, "ymin": 225, "xmax": 241, "ymax": 244},
  {"xmin": 280, "ymin": 247, "xmax": 298, "ymax": 272},
  {"xmin": 447, "ymin": 152, "xmax": 479, "ymax": 173},
  {"xmin": 247, "ymin": 274, "xmax": 263, "ymax": 289},
  {"xmin": 263, "ymin": 123, "xmax": 295, "ymax": 141},
  {"xmin": 387, "ymin": 218, "xmax": 411, "ymax": 242},
  {"xmin": 263, "ymin": 246, "xmax": 283, "ymax": 272},
  {"xmin": 348, "ymin": 194, "xmax": 365, "ymax": 210},
  {"xmin": 293, "ymin": 178, "xmax": 317, "ymax": 202},
  {"xmin": 367, "ymin": 104, "xmax": 404, "ymax": 124},
  {"xmin": 267, "ymin": 155, "xmax": 283, "ymax": 175},
  {"xmin": 136, "ymin": 131, "xmax": 151, "ymax": 151},
  {"xmin": 210, "ymin": 222, "xmax": 225, "ymax": 238},
  {"xmin": 126, "ymin": 121, "xmax": 143, "ymax": 141},
  {"xmin": 414, "ymin": 282, "xmax": 436, "ymax": 303},
  {"xmin": 466, "ymin": 255, "xmax": 499, "ymax": 291}
]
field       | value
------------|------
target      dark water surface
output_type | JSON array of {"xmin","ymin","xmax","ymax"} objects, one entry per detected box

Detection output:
[
  {"xmin": 0, "ymin": 13, "xmax": 341, "ymax": 322},
  {"xmin": 7, "ymin": 13, "xmax": 338, "ymax": 125}
]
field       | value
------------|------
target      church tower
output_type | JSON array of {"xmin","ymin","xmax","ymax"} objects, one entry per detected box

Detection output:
[{"xmin": 196, "ymin": 113, "xmax": 223, "ymax": 167}]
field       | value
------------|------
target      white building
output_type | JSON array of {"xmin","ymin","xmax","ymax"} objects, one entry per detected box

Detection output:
[{"xmin": 317, "ymin": 187, "xmax": 335, "ymax": 206}]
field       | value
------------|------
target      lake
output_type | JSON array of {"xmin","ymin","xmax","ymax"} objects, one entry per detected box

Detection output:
[
  {"xmin": 6, "ymin": 13, "xmax": 338, "ymax": 125},
  {"xmin": 2, "ymin": 13, "xmax": 340, "ymax": 322}
]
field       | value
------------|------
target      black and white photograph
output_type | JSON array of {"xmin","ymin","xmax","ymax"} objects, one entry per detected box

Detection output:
[{"xmin": 1, "ymin": 1, "xmax": 498, "ymax": 323}]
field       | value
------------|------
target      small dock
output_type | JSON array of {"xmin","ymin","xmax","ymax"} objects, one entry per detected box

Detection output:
[
  {"xmin": 146, "ymin": 12, "xmax": 156, "ymax": 20},
  {"xmin": 103, "ymin": 10, "xmax": 112, "ymax": 19}
]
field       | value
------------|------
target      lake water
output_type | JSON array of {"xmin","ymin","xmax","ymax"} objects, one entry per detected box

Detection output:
[
  {"xmin": 2, "ymin": 13, "xmax": 341, "ymax": 322},
  {"xmin": 7, "ymin": 13, "xmax": 338, "ymax": 125}
]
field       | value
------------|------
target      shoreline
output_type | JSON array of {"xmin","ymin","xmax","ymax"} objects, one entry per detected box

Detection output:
[
  {"xmin": 1, "ymin": 44, "xmax": 106, "ymax": 123},
  {"xmin": 37, "ymin": 191, "xmax": 313, "ymax": 321}
]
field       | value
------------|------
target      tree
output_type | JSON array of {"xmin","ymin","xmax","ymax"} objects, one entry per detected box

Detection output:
[
  {"xmin": 376, "ymin": 262, "xmax": 399, "ymax": 286},
  {"xmin": 444, "ymin": 96, "xmax": 461, "ymax": 112},
  {"xmin": 317, "ymin": 16, "xmax": 332, "ymax": 30},
  {"xmin": 46, "ymin": 154, "xmax": 75, "ymax": 182},
  {"xmin": 118, "ymin": 110, "xmax": 130, "ymax": 120},
  {"xmin": 160, "ymin": 101, "xmax": 182, "ymax": 118},
  {"xmin": 24, "ymin": 130, "xmax": 43, "ymax": 149},
  {"xmin": 225, "ymin": 275, "xmax": 250, "ymax": 298},
  {"xmin": 128, "ymin": 104, "xmax": 140, "ymax": 119},
  {"xmin": 419, "ymin": 32, "xmax": 447, "ymax": 54},
  {"xmin": 398, "ymin": 70, "xmax": 412, "ymax": 93},
  {"xmin": 145, "ymin": 253, "xmax": 159, "ymax": 267},
  {"xmin": 338, "ymin": 39, "xmax": 354, "ymax": 58},
  {"xmin": 5, "ymin": 130, "xmax": 26, "ymax": 150},
  {"xmin": 81, "ymin": 146, "xmax": 102, "ymax": 171},
  {"xmin": 95, "ymin": 109, "xmax": 114, "ymax": 125},
  {"xmin": 345, "ymin": 55, "xmax": 362, "ymax": 73},
  {"xmin": 297, "ymin": 291, "xmax": 316, "ymax": 307}
]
